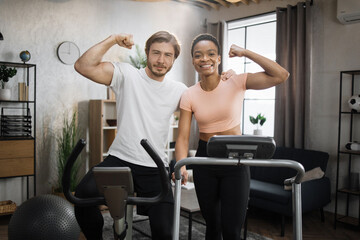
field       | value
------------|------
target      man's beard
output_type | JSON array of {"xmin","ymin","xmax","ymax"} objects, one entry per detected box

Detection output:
[{"xmin": 147, "ymin": 62, "xmax": 173, "ymax": 78}]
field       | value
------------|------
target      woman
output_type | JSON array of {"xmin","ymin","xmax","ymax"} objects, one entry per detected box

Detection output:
[{"xmin": 175, "ymin": 33, "xmax": 289, "ymax": 240}]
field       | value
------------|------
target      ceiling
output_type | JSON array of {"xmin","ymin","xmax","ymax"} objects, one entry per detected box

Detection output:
[{"xmin": 133, "ymin": 0, "xmax": 265, "ymax": 11}]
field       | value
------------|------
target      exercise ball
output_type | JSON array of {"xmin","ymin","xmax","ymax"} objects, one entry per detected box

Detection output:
[{"xmin": 8, "ymin": 194, "xmax": 80, "ymax": 240}]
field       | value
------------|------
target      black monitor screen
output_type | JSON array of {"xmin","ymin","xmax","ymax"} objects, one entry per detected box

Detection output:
[{"xmin": 207, "ymin": 135, "xmax": 276, "ymax": 159}]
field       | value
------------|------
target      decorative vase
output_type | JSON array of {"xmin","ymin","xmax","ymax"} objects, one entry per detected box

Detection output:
[
  {"xmin": 253, "ymin": 129, "xmax": 263, "ymax": 136},
  {"xmin": 0, "ymin": 88, "xmax": 11, "ymax": 100}
]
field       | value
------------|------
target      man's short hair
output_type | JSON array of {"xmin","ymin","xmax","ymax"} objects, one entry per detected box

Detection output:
[{"xmin": 145, "ymin": 31, "xmax": 181, "ymax": 59}]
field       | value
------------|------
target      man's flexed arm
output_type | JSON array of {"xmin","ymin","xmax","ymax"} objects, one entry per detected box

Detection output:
[{"xmin": 74, "ymin": 34, "xmax": 134, "ymax": 85}]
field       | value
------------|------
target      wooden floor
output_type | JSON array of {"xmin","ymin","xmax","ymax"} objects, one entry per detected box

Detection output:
[
  {"xmin": 1, "ymin": 209, "xmax": 359, "ymax": 239},
  {"xmin": 246, "ymin": 208, "xmax": 359, "ymax": 240}
]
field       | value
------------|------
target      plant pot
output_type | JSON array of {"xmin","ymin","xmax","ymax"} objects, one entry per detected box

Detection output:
[
  {"xmin": 253, "ymin": 129, "xmax": 263, "ymax": 136},
  {"xmin": 0, "ymin": 88, "xmax": 11, "ymax": 100}
]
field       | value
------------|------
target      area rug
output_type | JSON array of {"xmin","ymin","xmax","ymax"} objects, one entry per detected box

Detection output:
[{"xmin": 102, "ymin": 211, "xmax": 272, "ymax": 240}]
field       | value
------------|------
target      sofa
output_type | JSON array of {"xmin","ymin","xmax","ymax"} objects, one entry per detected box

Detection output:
[{"xmin": 248, "ymin": 147, "xmax": 331, "ymax": 236}]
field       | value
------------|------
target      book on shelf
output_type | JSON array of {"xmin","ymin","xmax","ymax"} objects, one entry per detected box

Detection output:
[{"xmin": 18, "ymin": 83, "xmax": 29, "ymax": 101}]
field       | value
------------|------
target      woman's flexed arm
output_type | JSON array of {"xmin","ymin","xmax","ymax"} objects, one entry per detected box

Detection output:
[{"xmin": 228, "ymin": 44, "xmax": 289, "ymax": 90}]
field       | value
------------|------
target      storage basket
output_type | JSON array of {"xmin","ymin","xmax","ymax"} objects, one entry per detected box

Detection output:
[{"xmin": 0, "ymin": 200, "xmax": 17, "ymax": 215}]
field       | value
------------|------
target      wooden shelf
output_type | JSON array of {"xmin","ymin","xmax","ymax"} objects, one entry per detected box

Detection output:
[
  {"xmin": 166, "ymin": 113, "xmax": 179, "ymax": 161},
  {"xmin": 89, "ymin": 100, "xmax": 117, "ymax": 167},
  {"xmin": 0, "ymin": 128, "xmax": 35, "ymax": 179}
]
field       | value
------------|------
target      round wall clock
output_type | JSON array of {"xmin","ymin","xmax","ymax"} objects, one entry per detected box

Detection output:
[{"xmin": 57, "ymin": 41, "xmax": 80, "ymax": 65}]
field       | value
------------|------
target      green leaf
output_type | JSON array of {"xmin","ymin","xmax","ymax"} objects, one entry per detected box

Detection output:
[
  {"xmin": 55, "ymin": 110, "xmax": 82, "ymax": 192},
  {"xmin": 249, "ymin": 116, "xmax": 258, "ymax": 124},
  {"xmin": 0, "ymin": 65, "xmax": 17, "ymax": 88},
  {"xmin": 260, "ymin": 118, "xmax": 266, "ymax": 126},
  {"xmin": 249, "ymin": 113, "xmax": 266, "ymax": 126}
]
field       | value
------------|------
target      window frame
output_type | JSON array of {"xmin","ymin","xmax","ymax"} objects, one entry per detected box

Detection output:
[{"xmin": 224, "ymin": 12, "xmax": 277, "ymax": 137}]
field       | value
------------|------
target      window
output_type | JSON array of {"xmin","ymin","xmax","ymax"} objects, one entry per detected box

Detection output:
[{"xmin": 225, "ymin": 13, "xmax": 277, "ymax": 137}]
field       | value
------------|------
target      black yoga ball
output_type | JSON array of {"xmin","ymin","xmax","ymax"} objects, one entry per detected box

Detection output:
[{"xmin": 8, "ymin": 194, "xmax": 80, "ymax": 240}]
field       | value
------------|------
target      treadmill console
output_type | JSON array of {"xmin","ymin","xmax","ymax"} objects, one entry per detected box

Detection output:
[{"xmin": 207, "ymin": 135, "xmax": 276, "ymax": 159}]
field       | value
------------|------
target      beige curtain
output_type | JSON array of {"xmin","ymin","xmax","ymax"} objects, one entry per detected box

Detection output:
[
  {"xmin": 274, "ymin": 1, "xmax": 312, "ymax": 148},
  {"xmin": 207, "ymin": 21, "xmax": 225, "ymax": 74}
]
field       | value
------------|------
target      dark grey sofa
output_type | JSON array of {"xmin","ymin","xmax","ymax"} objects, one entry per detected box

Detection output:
[{"xmin": 248, "ymin": 147, "xmax": 331, "ymax": 236}]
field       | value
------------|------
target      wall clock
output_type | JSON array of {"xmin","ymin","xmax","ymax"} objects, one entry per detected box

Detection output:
[{"xmin": 57, "ymin": 41, "xmax": 80, "ymax": 65}]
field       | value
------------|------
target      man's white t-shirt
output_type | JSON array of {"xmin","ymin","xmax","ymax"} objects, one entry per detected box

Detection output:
[{"xmin": 108, "ymin": 62, "xmax": 187, "ymax": 167}]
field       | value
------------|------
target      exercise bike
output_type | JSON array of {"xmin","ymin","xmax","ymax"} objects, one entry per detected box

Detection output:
[{"xmin": 62, "ymin": 139, "xmax": 170, "ymax": 240}]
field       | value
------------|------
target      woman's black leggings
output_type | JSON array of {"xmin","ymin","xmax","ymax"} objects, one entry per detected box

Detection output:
[{"xmin": 192, "ymin": 140, "xmax": 250, "ymax": 240}]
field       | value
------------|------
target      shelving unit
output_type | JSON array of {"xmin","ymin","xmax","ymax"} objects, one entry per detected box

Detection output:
[
  {"xmin": 89, "ymin": 104, "xmax": 179, "ymax": 166},
  {"xmin": 334, "ymin": 70, "xmax": 360, "ymax": 229},
  {"xmin": 165, "ymin": 111, "xmax": 179, "ymax": 161},
  {"xmin": 166, "ymin": 123, "xmax": 178, "ymax": 161},
  {"xmin": 89, "ymin": 99, "xmax": 117, "ymax": 168},
  {"xmin": 0, "ymin": 61, "xmax": 36, "ymax": 204}
]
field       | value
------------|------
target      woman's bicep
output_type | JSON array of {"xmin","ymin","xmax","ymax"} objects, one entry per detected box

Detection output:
[
  {"xmin": 177, "ymin": 109, "xmax": 192, "ymax": 138},
  {"xmin": 246, "ymin": 72, "xmax": 284, "ymax": 90}
]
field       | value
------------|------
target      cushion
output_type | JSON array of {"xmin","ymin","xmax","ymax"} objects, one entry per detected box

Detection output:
[
  {"xmin": 284, "ymin": 167, "xmax": 324, "ymax": 190},
  {"xmin": 250, "ymin": 179, "xmax": 291, "ymax": 205}
]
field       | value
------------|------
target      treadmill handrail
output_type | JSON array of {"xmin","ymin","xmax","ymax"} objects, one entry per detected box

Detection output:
[
  {"xmin": 173, "ymin": 157, "xmax": 305, "ymax": 184},
  {"xmin": 62, "ymin": 139, "xmax": 170, "ymax": 207}
]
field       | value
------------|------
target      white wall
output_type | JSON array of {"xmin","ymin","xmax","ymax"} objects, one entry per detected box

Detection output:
[{"xmin": 0, "ymin": 0, "xmax": 206, "ymax": 204}]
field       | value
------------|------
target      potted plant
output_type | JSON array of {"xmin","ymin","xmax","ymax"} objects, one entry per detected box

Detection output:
[
  {"xmin": 53, "ymin": 111, "xmax": 82, "ymax": 196},
  {"xmin": 249, "ymin": 113, "xmax": 266, "ymax": 135},
  {"xmin": 129, "ymin": 44, "xmax": 147, "ymax": 69},
  {"xmin": 0, "ymin": 65, "xmax": 17, "ymax": 100}
]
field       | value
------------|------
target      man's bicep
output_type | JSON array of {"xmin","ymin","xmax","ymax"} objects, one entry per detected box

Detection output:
[
  {"xmin": 90, "ymin": 62, "xmax": 114, "ymax": 86},
  {"xmin": 76, "ymin": 62, "xmax": 114, "ymax": 86}
]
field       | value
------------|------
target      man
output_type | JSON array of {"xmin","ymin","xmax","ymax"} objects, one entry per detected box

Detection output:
[{"xmin": 74, "ymin": 31, "xmax": 187, "ymax": 240}]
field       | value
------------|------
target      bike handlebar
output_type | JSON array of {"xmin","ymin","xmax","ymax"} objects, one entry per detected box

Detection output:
[{"xmin": 62, "ymin": 139, "xmax": 170, "ymax": 207}]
